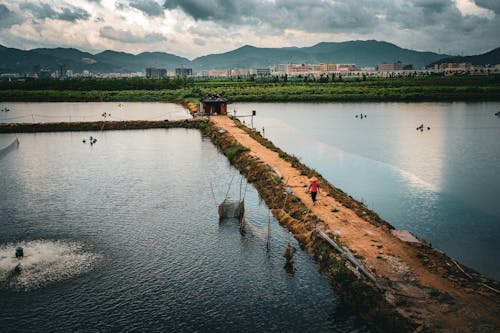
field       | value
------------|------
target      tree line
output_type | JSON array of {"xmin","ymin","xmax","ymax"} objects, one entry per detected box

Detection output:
[{"xmin": 0, "ymin": 77, "xmax": 195, "ymax": 91}]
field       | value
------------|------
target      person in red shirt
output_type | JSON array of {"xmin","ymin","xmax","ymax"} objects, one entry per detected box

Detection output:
[{"xmin": 308, "ymin": 176, "xmax": 319, "ymax": 205}]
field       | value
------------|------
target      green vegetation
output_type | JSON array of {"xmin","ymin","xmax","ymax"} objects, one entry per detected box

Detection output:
[
  {"xmin": 0, "ymin": 77, "xmax": 195, "ymax": 91},
  {"xmin": 1, "ymin": 75, "xmax": 499, "ymax": 102},
  {"xmin": 224, "ymin": 142, "xmax": 250, "ymax": 162}
]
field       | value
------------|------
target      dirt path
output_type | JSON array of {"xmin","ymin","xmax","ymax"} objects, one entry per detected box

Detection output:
[{"xmin": 211, "ymin": 115, "xmax": 499, "ymax": 332}]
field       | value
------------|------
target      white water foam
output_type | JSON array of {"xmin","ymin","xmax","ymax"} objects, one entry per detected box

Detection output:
[{"xmin": 0, "ymin": 240, "xmax": 101, "ymax": 290}]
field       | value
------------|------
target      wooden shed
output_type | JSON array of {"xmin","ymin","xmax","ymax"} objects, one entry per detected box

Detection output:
[{"xmin": 201, "ymin": 94, "xmax": 228, "ymax": 115}]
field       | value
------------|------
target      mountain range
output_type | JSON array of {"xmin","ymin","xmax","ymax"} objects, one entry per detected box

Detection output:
[
  {"xmin": 0, "ymin": 40, "xmax": 498, "ymax": 74},
  {"xmin": 428, "ymin": 46, "xmax": 500, "ymax": 67}
]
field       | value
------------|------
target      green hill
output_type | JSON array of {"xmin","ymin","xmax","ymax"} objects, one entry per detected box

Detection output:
[
  {"xmin": 2, "ymin": 40, "xmax": 498, "ymax": 74},
  {"xmin": 428, "ymin": 47, "xmax": 500, "ymax": 67}
]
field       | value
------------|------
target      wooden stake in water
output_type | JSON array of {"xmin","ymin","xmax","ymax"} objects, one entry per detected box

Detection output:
[{"xmin": 266, "ymin": 214, "xmax": 271, "ymax": 253}]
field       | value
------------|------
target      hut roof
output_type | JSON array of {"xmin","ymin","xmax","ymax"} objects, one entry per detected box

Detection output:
[{"xmin": 201, "ymin": 93, "xmax": 228, "ymax": 103}]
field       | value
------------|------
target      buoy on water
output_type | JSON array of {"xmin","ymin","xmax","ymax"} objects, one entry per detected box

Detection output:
[{"xmin": 15, "ymin": 246, "xmax": 24, "ymax": 258}]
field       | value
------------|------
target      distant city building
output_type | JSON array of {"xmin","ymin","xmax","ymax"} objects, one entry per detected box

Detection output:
[
  {"xmin": 337, "ymin": 64, "xmax": 358, "ymax": 72},
  {"xmin": 320, "ymin": 63, "xmax": 338, "ymax": 72},
  {"xmin": 200, "ymin": 69, "xmax": 230, "ymax": 78},
  {"xmin": 255, "ymin": 68, "xmax": 271, "ymax": 76},
  {"xmin": 175, "ymin": 66, "xmax": 193, "ymax": 77},
  {"xmin": 197, "ymin": 69, "xmax": 252, "ymax": 78},
  {"xmin": 287, "ymin": 64, "xmax": 307, "ymax": 75},
  {"xmin": 57, "ymin": 64, "xmax": 65, "ymax": 78},
  {"xmin": 146, "ymin": 67, "xmax": 167, "ymax": 79},
  {"xmin": 434, "ymin": 62, "xmax": 472, "ymax": 71},
  {"xmin": 39, "ymin": 69, "xmax": 53, "ymax": 79},
  {"xmin": 33, "ymin": 64, "xmax": 40, "ymax": 76},
  {"xmin": 0, "ymin": 73, "xmax": 20, "ymax": 80},
  {"xmin": 285, "ymin": 63, "xmax": 339, "ymax": 76},
  {"xmin": 274, "ymin": 64, "xmax": 289, "ymax": 73},
  {"xmin": 377, "ymin": 61, "xmax": 413, "ymax": 71},
  {"xmin": 229, "ymin": 68, "xmax": 251, "ymax": 77}
]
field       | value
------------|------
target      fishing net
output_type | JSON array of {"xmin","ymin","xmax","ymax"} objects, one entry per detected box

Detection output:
[
  {"xmin": 0, "ymin": 137, "xmax": 19, "ymax": 158},
  {"xmin": 218, "ymin": 199, "xmax": 245, "ymax": 219}
]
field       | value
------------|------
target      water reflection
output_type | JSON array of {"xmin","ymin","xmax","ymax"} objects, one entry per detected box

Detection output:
[
  {"xmin": 391, "ymin": 103, "xmax": 446, "ymax": 192},
  {"xmin": 0, "ymin": 102, "xmax": 191, "ymax": 123},
  {"xmin": 233, "ymin": 102, "xmax": 500, "ymax": 279}
]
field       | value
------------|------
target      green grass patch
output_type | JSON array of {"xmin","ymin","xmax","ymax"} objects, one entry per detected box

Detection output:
[{"xmin": 225, "ymin": 143, "xmax": 249, "ymax": 162}]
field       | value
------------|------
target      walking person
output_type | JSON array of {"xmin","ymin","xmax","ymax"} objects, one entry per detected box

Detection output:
[{"xmin": 308, "ymin": 176, "xmax": 319, "ymax": 205}]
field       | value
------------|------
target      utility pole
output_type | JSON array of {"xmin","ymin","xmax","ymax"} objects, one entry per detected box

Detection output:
[{"xmin": 234, "ymin": 110, "xmax": 257, "ymax": 131}]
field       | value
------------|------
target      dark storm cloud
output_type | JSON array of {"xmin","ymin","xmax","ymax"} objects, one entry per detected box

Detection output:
[
  {"xmin": 162, "ymin": 0, "xmax": 471, "ymax": 34},
  {"xmin": 161, "ymin": 0, "xmax": 496, "ymax": 36},
  {"xmin": 19, "ymin": 2, "xmax": 90, "ymax": 22},
  {"xmin": 271, "ymin": 0, "xmax": 377, "ymax": 32},
  {"xmin": 0, "ymin": 4, "xmax": 22, "ymax": 29},
  {"xmin": 162, "ymin": 0, "xmax": 499, "ymax": 54},
  {"xmin": 129, "ymin": 0, "xmax": 165, "ymax": 17},
  {"xmin": 163, "ymin": 0, "xmax": 377, "ymax": 32},
  {"xmin": 386, "ymin": 0, "xmax": 491, "ymax": 32},
  {"xmin": 100, "ymin": 26, "xmax": 166, "ymax": 43},
  {"xmin": 163, "ymin": 0, "xmax": 235, "ymax": 21},
  {"xmin": 474, "ymin": 0, "xmax": 500, "ymax": 14}
]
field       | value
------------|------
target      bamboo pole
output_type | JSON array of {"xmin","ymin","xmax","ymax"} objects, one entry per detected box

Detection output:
[{"xmin": 316, "ymin": 227, "xmax": 378, "ymax": 285}]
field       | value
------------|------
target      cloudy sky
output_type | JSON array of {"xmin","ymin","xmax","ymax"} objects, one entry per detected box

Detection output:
[{"xmin": 0, "ymin": 0, "xmax": 499, "ymax": 59}]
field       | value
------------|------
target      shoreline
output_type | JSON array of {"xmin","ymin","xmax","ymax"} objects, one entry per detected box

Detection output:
[{"xmin": 0, "ymin": 119, "xmax": 203, "ymax": 133}]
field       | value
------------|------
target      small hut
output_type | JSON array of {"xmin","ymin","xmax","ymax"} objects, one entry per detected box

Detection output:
[{"xmin": 201, "ymin": 93, "xmax": 228, "ymax": 116}]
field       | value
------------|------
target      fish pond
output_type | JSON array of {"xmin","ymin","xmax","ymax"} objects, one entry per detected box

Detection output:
[
  {"xmin": 0, "ymin": 101, "xmax": 191, "ymax": 123},
  {"xmin": 233, "ymin": 102, "xmax": 500, "ymax": 280},
  {"xmin": 0, "ymin": 128, "xmax": 369, "ymax": 332}
]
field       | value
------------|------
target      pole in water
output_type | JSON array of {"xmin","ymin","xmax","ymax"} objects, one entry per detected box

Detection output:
[
  {"xmin": 266, "ymin": 215, "xmax": 271, "ymax": 253},
  {"xmin": 283, "ymin": 243, "xmax": 296, "ymax": 273}
]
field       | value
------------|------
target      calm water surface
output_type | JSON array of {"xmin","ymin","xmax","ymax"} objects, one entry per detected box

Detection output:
[
  {"xmin": 233, "ymin": 102, "xmax": 500, "ymax": 280},
  {"xmin": 0, "ymin": 129, "xmax": 369, "ymax": 332},
  {"xmin": 0, "ymin": 102, "xmax": 190, "ymax": 123}
]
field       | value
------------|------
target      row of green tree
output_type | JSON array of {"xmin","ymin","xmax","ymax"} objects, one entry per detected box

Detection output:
[
  {"xmin": 2, "ymin": 74, "xmax": 499, "ymax": 91},
  {"xmin": 0, "ymin": 77, "xmax": 195, "ymax": 91},
  {"xmin": 1, "ymin": 75, "xmax": 499, "ymax": 102}
]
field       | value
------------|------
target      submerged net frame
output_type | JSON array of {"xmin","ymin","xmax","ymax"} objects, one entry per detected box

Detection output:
[
  {"xmin": 218, "ymin": 199, "xmax": 245, "ymax": 220},
  {"xmin": 0, "ymin": 137, "xmax": 19, "ymax": 158},
  {"xmin": 212, "ymin": 175, "xmax": 247, "ymax": 233}
]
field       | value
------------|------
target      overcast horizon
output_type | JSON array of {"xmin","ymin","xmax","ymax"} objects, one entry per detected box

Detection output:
[{"xmin": 1, "ymin": 0, "xmax": 499, "ymax": 60}]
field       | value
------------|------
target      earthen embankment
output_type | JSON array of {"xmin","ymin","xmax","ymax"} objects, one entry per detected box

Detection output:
[
  {"xmin": 207, "ymin": 115, "xmax": 499, "ymax": 333},
  {"xmin": 0, "ymin": 119, "xmax": 203, "ymax": 133}
]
